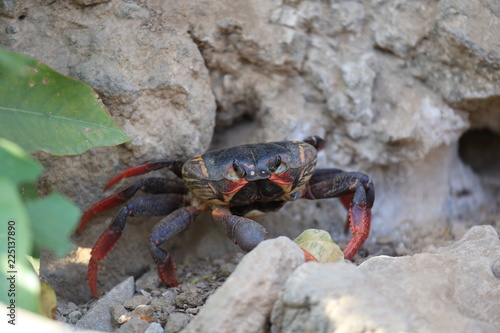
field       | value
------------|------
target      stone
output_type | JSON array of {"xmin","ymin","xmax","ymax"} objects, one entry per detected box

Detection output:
[
  {"xmin": 116, "ymin": 305, "xmax": 154, "ymax": 325},
  {"xmin": 1, "ymin": 0, "xmax": 498, "ymax": 324},
  {"xmin": 164, "ymin": 312, "xmax": 191, "ymax": 333},
  {"xmin": 111, "ymin": 304, "xmax": 128, "ymax": 324},
  {"xmin": 270, "ymin": 225, "xmax": 500, "ymax": 332},
  {"xmin": 76, "ymin": 277, "xmax": 135, "ymax": 332},
  {"xmin": 181, "ymin": 237, "xmax": 305, "ymax": 333},
  {"xmin": 0, "ymin": 0, "xmax": 29, "ymax": 18},
  {"xmin": 10, "ymin": 307, "xmax": 101, "ymax": 333},
  {"xmin": 145, "ymin": 322, "xmax": 164, "ymax": 333},
  {"xmin": 72, "ymin": 0, "xmax": 110, "ymax": 7},
  {"xmin": 116, "ymin": 318, "xmax": 150, "ymax": 333},
  {"xmin": 175, "ymin": 288, "xmax": 204, "ymax": 309},
  {"xmin": 136, "ymin": 269, "xmax": 162, "ymax": 293},
  {"xmin": 123, "ymin": 295, "xmax": 151, "ymax": 310}
]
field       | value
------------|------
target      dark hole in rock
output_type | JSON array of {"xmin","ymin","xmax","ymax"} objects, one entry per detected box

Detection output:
[{"xmin": 458, "ymin": 128, "xmax": 500, "ymax": 182}]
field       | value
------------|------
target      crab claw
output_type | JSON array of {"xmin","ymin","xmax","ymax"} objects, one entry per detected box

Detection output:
[
  {"xmin": 342, "ymin": 203, "xmax": 371, "ymax": 260},
  {"xmin": 87, "ymin": 227, "xmax": 122, "ymax": 297},
  {"xmin": 156, "ymin": 255, "xmax": 180, "ymax": 288}
]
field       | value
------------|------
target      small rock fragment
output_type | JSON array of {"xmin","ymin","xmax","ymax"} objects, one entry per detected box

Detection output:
[
  {"xmin": 76, "ymin": 276, "xmax": 135, "ymax": 332},
  {"xmin": 123, "ymin": 295, "xmax": 151, "ymax": 309},
  {"xmin": 116, "ymin": 305, "xmax": 154, "ymax": 324},
  {"xmin": 136, "ymin": 269, "xmax": 162, "ymax": 291},
  {"xmin": 116, "ymin": 318, "xmax": 150, "ymax": 333},
  {"xmin": 111, "ymin": 304, "xmax": 128, "ymax": 324},
  {"xmin": 165, "ymin": 312, "xmax": 191, "ymax": 333},
  {"xmin": 175, "ymin": 289, "xmax": 204, "ymax": 308},
  {"xmin": 144, "ymin": 322, "xmax": 163, "ymax": 333}
]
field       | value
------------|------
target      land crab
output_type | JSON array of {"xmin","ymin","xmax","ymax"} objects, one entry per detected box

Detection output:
[{"xmin": 78, "ymin": 136, "xmax": 374, "ymax": 297}]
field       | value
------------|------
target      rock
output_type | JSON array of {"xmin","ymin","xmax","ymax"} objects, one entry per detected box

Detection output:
[
  {"xmin": 116, "ymin": 318, "xmax": 150, "ymax": 333},
  {"xmin": 72, "ymin": 0, "xmax": 110, "ymax": 7},
  {"xmin": 164, "ymin": 312, "xmax": 191, "ymax": 333},
  {"xmin": 123, "ymin": 295, "xmax": 151, "ymax": 310},
  {"xmin": 8, "ymin": 307, "xmax": 101, "ymax": 333},
  {"xmin": 116, "ymin": 305, "xmax": 154, "ymax": 324},
  {"xmin": 175, "ymin": 287, "xmax": 204, "ymax": 309},
  {"xmin": 76, "ymin": 277, "xmax": 135, "ymax": 332},
  {"xmin": 3, "ymin": 0, "xmax": 499, "ymax": 315},
  {"xmin": 136, "ymin": 269, "xmax": 162, "ymax": 292},
  {"xmin": 145, "ymin": 322, "xmax": 164, "ymax": 333},
  {"xmin": 0, "ymin": 0, "xmax": 29, "ymax": 18},
  {"xmin": 271, "ymin": 225, "xmax": 500, "ymax": 332},
  {"xmin": 111, "ymin": 304, "xmax": 128, "ymax": 324},
  {"xmin": 181, "ymin": 236, "xmax": 305, "ymax": 333}
]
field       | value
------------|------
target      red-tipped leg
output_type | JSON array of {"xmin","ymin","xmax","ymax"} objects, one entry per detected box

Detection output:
[
  {"xmin": 104, "ymin": 160, "xmax": 184, "ymax": 190},
  {"xmin": 88, "ymin": 228, "xmax": 122, "ymax": 297},
  {"xmin": 77, "ymin": 193, "xmax": 129, "ymax": 233},
  {"xmin": 342, "ymin": 204, "xmax": 371, "ymax": 260},
  {"xmin": 149, "ymin": 207, "xmax": 202, "ymax": 289},
  {"xmin": 339, "ymin": 193, "xmax": 354, "ymax": 233},
  {"xmin": 157, "ymin": 255, "xmax": 180, "ymax": 288},
  {"xmin": 305, "ymin": 169, "xmax": 374, "ymax": 260}
]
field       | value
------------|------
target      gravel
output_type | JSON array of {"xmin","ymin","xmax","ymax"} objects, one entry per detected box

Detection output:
[{"xmin": 56, "ymin": 253, "xmax": 243, "ymax": 332}]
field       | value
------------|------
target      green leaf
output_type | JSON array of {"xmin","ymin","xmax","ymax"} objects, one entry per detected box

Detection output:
[
  {"xmin": 25, "ymin": 193, "xmax": 80, "ymax": 258},
  {"xmin": 0, "ymin": 178, "xmax": 42, "ymax": 315},
  {"xmin": 0, "ymin": 48, "xmax": 130, "ymax": 155},
  {"xmin": 0, "ymin": 138, "xmax": 43, "ymax": 185}
]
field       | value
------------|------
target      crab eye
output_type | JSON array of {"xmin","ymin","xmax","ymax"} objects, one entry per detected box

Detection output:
[
  {"xmin": 230, "ymin": 160, "xmax": 247, "ymax": 179},
  {"xmin": 268, "ymin": 155, "xmax": 282, "ymax": 172},
  {"xmin": 269, "ymin": 156, "xmax": 288, "ymax": 175},
  {"xmin": 275, "ymin": 161, "xmax": 288, "ymax": 175}
]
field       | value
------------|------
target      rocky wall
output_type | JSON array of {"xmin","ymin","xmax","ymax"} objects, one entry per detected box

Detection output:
[{"xmin": 1, "ymin": 0, "xmax": 499, "ymax": 304}]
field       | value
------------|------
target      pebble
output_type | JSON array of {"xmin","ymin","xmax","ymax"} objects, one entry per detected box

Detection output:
[
  {"xmin": 111, "ymin": 304, "xmax": 129, "ymax": 324},
  {"xmin": 67, "ymin": 310, "xmax": 82, "ymax": 324},
  {"xmin": 144, "ymin": 322, "xmax": 163, "ymax": 333},
  {"xmin": 116, "ymin": 318, "xmax": 150, "ymax": 333},
  {"xmin": 123, "ymin": 295, "xmax": 151, "ymax": 309},
  {"xmin": 163, "ymin": 312, "xmax": 191, "ymax": 333},
  {"xmin": 76, "ymin": 276, "xmax": 135, "ymax": 332},
  {"xmin": 135, "ymin": 269, "xmax": 161, "ymax": 291},
  {"xmin": 175, "ymin": 289, "xmax": 204, "ymax": 308}
]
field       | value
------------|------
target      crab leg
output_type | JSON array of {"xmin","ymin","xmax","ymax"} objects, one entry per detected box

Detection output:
[
  {"xmin": 212, "ymin": 206, "xmax": 267, "ymax": 252},
  {"xmin": 303, "ymin": 169, "xmax": 374, "ymax": 260},
  {"xmin": 149, "ymin": 206, "xmax": 203, "ymax": 288},
  {"xmin": 87, "ymin": 193, "xmax": 188, "ymax": 297},
  {"xmin": 104, "ymin": 160, "xmax": 185, "ymax": 190},
  {"xmin": 78, "ymin": 178, "xmax": 186, "ymax": 233}
]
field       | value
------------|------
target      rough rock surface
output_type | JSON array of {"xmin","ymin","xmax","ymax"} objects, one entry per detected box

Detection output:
[
  {"xmin": 0, "ymin": 0, "xmax": 499, "ymax": 324},
  {"xmin": 271, "ymin": 225, "xmax": 500, "ymax": 333},
  {"xmin": 76, "ymin": 276, "xmax": 135, "ymax": 331},
  {"xmin": 182, "ymin": 237, "xmax": 305, "ymax": 333}
]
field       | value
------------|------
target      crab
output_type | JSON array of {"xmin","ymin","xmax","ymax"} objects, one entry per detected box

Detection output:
[{"xmin": 77, "ymin": 136, "xmax": 374, "ymax": 297}]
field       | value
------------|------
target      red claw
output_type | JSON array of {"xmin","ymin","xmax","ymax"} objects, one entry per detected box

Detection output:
[
  {"xmin": 87, "ymin": 228, "xmax": 122, "ymax": 297},
  {"xmin": 157, "ymin": 256, "xmax": 180, "ymax": 288},
  {"xmin": 88, "ymin": 258, "xmax": 99, "ymax": 298},
  {"xmin": 343, "ymin": 203, "xmax": 371, "ymax": 260}
]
